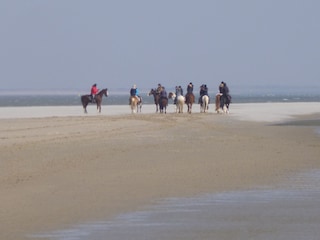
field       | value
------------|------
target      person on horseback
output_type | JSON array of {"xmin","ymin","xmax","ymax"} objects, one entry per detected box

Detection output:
[
  {"xmin": 174, "ymin": 85, "xmax": 183, "ymax": 104},
  {"xmin": 219, "ymin": 81, "xmax": 231, "ymax": 109},
  {"xmin": 129, "ymin": 84, "xmax": 141, "ymax": 105},
  {"xmin": 91, "ymin": 83, "xmax": 99, "ymax": 103},
  {"xmin": 160, "ymin": 86, "xmax": 168, "ymax": 101},
  {"xmin": 187, "ymin": 82, "xmax": 194, "ymax": 94},
  {"xmin": 198, "ymin": 84, "xmax": 208, "ymax": 104},
  {"xmin": 156, "ymin": 83, "xmax": 163, "ymax": 94}
]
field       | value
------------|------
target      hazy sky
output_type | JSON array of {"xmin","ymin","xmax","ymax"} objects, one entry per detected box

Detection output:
[{"xmin": 1, "ymin": 0, "xmax": 319, "ymax": 92}]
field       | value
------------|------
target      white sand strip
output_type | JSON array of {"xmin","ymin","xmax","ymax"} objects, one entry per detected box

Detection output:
[
  {"xmin": 0, "ymin": 102, "xmax": 319, "ymax": 122},
  {"xmin": 230, "ymin": 102, "xmax": 320, "ymax": 122}
]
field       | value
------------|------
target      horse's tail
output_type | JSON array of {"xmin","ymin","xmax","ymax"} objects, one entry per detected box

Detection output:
[{"xmin": 80, "ymin": 95, "xmax": 86, "ymax": 106}]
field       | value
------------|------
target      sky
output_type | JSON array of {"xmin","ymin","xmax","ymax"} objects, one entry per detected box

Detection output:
[{"xmin": 0, "ymin": 0, "xmax": 319, "ymax": 93}]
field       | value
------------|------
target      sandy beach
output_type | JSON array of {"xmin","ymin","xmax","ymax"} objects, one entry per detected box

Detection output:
[{"xmin": 1, "ymin": 103, "xmax": 320, "ymax": 239}]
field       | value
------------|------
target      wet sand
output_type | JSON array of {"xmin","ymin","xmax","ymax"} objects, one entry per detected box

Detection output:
[{"xmin": 0, "ymin": 103, "xmax": 320, "ymax": 239}]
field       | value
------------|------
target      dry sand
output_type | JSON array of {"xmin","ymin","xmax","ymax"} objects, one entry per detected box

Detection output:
[{"xmin": 1, "ymin": 103, "xmax": 320, "ymax": 239}]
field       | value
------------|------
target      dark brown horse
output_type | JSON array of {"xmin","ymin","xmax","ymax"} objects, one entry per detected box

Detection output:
[
  {"xmin": 148, "ymin": 89, "xmax": 160, "ymax": 113},
  {"xmin": 185, "ymin": 93, "xmax": 195, "ymax": 113},
  {"xmin": 159, "ymin": 97, "xmax": 168, "ymax": 114},
  {"xmin": 81, "ymin": 88, "xmax": 108, "ymax": 114}
]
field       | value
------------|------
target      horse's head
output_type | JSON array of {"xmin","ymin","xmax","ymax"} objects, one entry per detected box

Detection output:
[
  {"xmin": 98, "ymin": 88, "xmax": 108, "ymax": 97},
  {"xmin": 104, "ymin": 88, "xmax": 108, "ymax": 97},
  {"xmin": 168, "ymin": 92, "xmax": 176, "ymax": 99},
  {"xmin": 148, "ymin": 89, "xmax": 155, "ymax": 96}
]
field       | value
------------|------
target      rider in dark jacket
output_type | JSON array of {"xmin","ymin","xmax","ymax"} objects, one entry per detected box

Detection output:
[
  {"xmin": 160, "ymin": 87, "xmax": 168, "ymax": 99},
  {"xmin": 187, "ymin": 82, "xmax": 193, "ymax": 94},
  {"xmin": 174, "ymin": 86, "xmax": 183, "ymax": 104},
  {"xmin": 198, "ymin": 84, "xmax": 208, "ymax": 104},
  {"xmin": 219, "ymin": 82, "xmax": 231, "ymax": 108}
]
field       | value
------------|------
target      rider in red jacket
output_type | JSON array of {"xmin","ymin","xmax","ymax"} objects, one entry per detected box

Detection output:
[{"xmin": 91, "ymin": 84, "xmax": 99, "ymax": 102}]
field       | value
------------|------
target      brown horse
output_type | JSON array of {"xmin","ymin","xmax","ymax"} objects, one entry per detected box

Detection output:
[
  {"xmin": 148, "ymin": 89, "xmax": 160, "ymax": 113},
  {"xmin": 129, "ymin": 96, "xmax": 142, "ymax": 113},
  {"xmin": 81, "ymin": 88, "xmax": 108, "ymax": 114},
  {"xmin": 159, "ymin": 97, "xmax": 168, "ymax": 114},
  {"xmin": 185, "ymin": 93, "xmax": 195, "ymax": 113}
]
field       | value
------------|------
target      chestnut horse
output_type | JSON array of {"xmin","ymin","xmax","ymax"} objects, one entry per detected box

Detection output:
[
  {"xmin": 81, "ymin": 88, "xmax": 108, "ymax": 114},
  {"xmin": 148, "ymin": 89, "xmax": 160, "ymax": 113},
  {"xmin": 185, "ymin": 93, "xmax": 195, "ymax": 113},
  {"xmin": 129, "ymin": 96, "xmax": 142, "ymax": 114}
]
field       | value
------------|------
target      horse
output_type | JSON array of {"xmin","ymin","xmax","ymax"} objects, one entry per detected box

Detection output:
[
  {"xmin": 168, "ymin": 92, "xmax": 184, "ymax": 113},
  {"xmin": 200, "ymin": 95, "xmax": 209, "ymax": 113},
  {"xmin": 185, "ymin": 93, "xmax": 195, "ymax": 114},
  {"xmin": 159, "ymin": 96, "xmax": 168, "ymax": 114},
  {"xmin": 81, "ymin": 88, "xmax": 108, "ymax": 114},
  {"xmin": 129, "ymin": 96, "xmax": 142, "ymax": 114},
  {"xmin": 148, "ymin": 89, "xmax": 160, "ymax": 113},
  {"xmin": 215, "ymin": 93, "xmax": 231, "ymax": 114}
]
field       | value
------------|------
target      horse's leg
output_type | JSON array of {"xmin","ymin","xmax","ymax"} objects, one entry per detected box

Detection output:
[{"xmin": 83, "ymin": 102, "xmax": 88, "ymax": 114}]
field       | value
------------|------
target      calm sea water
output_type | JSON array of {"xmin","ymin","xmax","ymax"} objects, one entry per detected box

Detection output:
[{"xmin": 1, "ymin": 91, "xmax": 320, "ymax": 107}]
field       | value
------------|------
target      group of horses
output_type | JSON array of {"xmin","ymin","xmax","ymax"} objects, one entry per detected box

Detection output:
[
  {"xmin": 80, "ymin": 88, "xmax": 230, "ymax": 114},
  {"xmin": 148, "ymin": 89, "xmax": 230, "ymax": 114}
]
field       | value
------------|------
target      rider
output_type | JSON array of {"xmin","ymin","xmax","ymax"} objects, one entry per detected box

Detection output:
[
  {"xmin": 160, "ymin": 86, "xmax": 168, "ymax": 101},
  {"xmin": 174, "ymin": 85, "xmax": 183, "ymax": 104},
  {"xmin": 185, "ymin": 82, "xmax": 195, "ymax": 104},
  {"xmin": 129, "ymin": 84, "xmax": 141, "ymax": 104},
  {"xmin": 187, "ymin": 82, "xmax": 194, "ymax": 94},
  {"xmin": 156, "ymin": 83, "xmax": 163, "ymax": 94},
  {"xmin": 198, "ymin": 84, "xmax": 208, "ymax": 104},
  {"xmin": 219, "ymin": 81, "xmax": 230, "ymax": 109},
  {"xmin": 91, "ymin": 83, "xmax": 99, "ymax": 103}
]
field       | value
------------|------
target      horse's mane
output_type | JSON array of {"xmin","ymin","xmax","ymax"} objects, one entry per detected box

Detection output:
[{"xmin": 98, "ymin": 88, "xmax": 107, "ymax": 94}]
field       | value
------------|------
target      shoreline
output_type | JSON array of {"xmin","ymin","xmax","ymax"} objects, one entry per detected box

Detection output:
[{"xmin": 1, "ymin": 103, "xmax": 320, "ymax": 239}]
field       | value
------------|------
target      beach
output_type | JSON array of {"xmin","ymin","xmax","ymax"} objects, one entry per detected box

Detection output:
[{"xmin": 1, "ymin": 103, "xmax": 320, "ymax": 239}]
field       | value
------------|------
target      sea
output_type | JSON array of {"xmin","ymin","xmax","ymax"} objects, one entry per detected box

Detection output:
[{"xmin": 0, "ymin": 87, "xmax": 320, "ymax": 107}]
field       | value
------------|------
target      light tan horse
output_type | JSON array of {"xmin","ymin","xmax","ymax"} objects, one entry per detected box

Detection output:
[
  {"xmin": 215, "ymin": 93, "xmax": 222, "ymax": 113},
  {"xmin": 129, "ymin": 96, "xmax": 141, "ymax": 113}
]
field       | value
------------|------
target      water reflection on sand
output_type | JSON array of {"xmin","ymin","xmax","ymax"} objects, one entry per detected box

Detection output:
[{"xmin": 30, "ymin": 170, "xmax": 320, "ymax": 240}]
